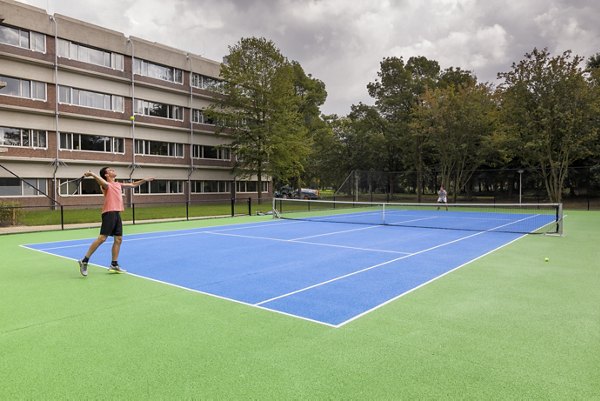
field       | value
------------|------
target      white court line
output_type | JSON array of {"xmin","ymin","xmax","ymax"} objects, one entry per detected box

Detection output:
[
  {"xmin": 18, "ymin": 244, "xmax": 339, "ymax": 328},
  {"xmin": 255, "ymin": 213, "xmax": 540, "ymax": 307},
  {"xmin": 290, "ymin": 215, "xmax": 440, "ymax": 241},
  {"xmin": 334, "ymin": 233, "xmax": 528, "ymax": 328},
  {"xmin": 29, "ymin": 222, "xmax": 411, "ymax": 255},
  {"xmin": 255, "ymin": 230, "xmax": 486, "ymax": 306},
  {"xmin": 289, "ymin": 223, "xmax": 382, "ymax": 241},
  {"xmin": 27, "ymin": 219, "xmax": 297, "ymax": 251},
  {"xmin": 203, "ymin": 231, "xmax": 410, "ymax": 255}
]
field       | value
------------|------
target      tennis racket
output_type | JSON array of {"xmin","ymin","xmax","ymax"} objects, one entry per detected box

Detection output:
[{"xmin": 59, "ymin": 176, "xmax": 86, "ymax": 195}]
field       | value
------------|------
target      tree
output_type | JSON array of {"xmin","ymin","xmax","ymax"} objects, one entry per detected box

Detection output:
[
  {"xmin": 290, "ymin": 61, "xmax": 330, "ymax": 189},
  {"xmin": 345, "ymin": 104, "xmax": 387, "ymax": 173},
  {"xmin": 585, "ymin": 53, "xmax": 600, "ymax": 162},
  {"xmin": 413, "ymin": 82, "xmax": 497, "ymax": 201},
  {"xmin": 304, "ymin": 114, "xmax": 347, "ymax": 190},
  {"xmin": 209, "ymin": 37, "xmax": 311, "ymax": 199},
  {"xmin": 587, "ymin": 52, "xmax": 600, "ymax": 69},
  {"xmin": 366, "ymin": 56, "xmax": 441, "ymax": 201},
  {"xmin": 498, "ymin": 48, "xmax": 599, "ymax": 202}
]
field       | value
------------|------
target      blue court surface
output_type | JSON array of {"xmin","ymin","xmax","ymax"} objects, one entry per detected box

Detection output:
[{"xmin": 23, "ymin": 212, "xmax": 554, "ymax": 327}]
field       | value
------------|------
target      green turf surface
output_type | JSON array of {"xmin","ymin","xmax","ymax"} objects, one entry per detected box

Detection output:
[{"xmin": 1, "ymin": 212, "xmax": 598, "ymax": 400}]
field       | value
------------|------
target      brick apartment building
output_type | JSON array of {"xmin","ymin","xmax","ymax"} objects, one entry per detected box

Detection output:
[{"xmin": 0, "ymin": 0, "xmax": 269, "ymax": 209}]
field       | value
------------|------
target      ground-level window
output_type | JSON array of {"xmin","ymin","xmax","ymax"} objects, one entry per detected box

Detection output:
[{"xmin": 0, "ymin": 177, "xmax": 47, "ymax": 196}]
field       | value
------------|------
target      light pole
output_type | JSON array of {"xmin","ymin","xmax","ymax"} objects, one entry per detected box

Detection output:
[{"xmin": 518, "ymin": 169, "xmax": 524, "ymax": 204}]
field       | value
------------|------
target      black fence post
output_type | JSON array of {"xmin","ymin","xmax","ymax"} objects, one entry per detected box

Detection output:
[
  {"xmin": 60, "ymin": 205, "xmax": 64, "ymax": 230},
  {"xmin": 132, "ymin": 203, "xmax": 136, "ymax": 225},
  {"xmin": 248, "ymin": 197, "xmax": 252, "ymax": 216},
  {"xmin": 186, "ymin": 201, "xmax": 189, "ymax": 221},
  {"xmin": 231, "ymin": 198, "xmax": 235, "ymax": 217}
]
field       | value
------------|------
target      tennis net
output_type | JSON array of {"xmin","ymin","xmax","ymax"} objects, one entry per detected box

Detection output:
[{"xmin": 272, "ymin": 198, "xmax": 563, "ymax": 235}]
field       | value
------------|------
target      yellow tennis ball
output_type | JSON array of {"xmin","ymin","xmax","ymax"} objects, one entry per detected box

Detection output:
[
  {"xmin": 129, "ymin": 115, "xmax": 135, "ymax": 121},
  {"xmin": 544, "ymin": 257, "xmax": 549, "ymax": 262}
]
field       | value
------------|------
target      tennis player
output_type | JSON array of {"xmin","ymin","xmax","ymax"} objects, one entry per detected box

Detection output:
[
  {"xmin": 77, "ymin": 167, "xmax": 154, "ymax": 277},
  {"xmin": 437, "ymin": 185, "xmax": 448, "ymax": 211}
]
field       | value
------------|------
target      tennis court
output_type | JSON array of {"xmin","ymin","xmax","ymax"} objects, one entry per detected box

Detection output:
[
  {"xmin": 1, "ymin": 208, "xmax": 599, "ymax": 400},
  {"xmin": 22, "ymin": 201, "xmax": 561, "ymax": 327}
]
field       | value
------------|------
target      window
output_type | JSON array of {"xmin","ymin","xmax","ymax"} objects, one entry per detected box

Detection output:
[
  {"xmin": 58, "ymin": 86, "xmax": 124, "ymax": 112},
  {"xmin": 59, "ymin": 132, "xmax": 124, "ymax": 153},
  {"xmin": 0, "ymin": 24, "xmax": 45, "ymax": 52},
  {"xmin": 0, "ymin": 126, "xmax": 47, "ymax": 148},
  {"xmin": 190, "ymin": 180, "xmax": 232, "ymax": 193},
  {"xmin": 191, "ymin": 73, "xmax": 224, "ymax": 93},
  {"xmin": 0, "ymin": 177, "xmax": 46, "ymax": 196},
  {"xmin": 0, "ymin": 75, "xmax": 46, "ymax": 100},
  {"xmin": 134, "ymin": 180, "xmax": 184, "ymax": 194},
  {"xmin": 135, "ymin": 139, "xmax": 183, "ymax": 158},
  {"xmin": 192, "ymin": 145, "xmax": 230, "ymax": 160},
  {"xmin": 23, "ymin": 179, "xmax": 47, "ymax": 196},
  {"xmin": 133, "ymin": 59, "xmax": 183, "ymax": 84},
  {"xmin": 57, "ymin": 39, "xmax": 124, "ymax": 70},
  {"xmin": 191, "ymin": 109, "xmax": 216, "ymax": 125},
  {"xmin": 134, "ymin": 99, "xmax": 183, "ymax": 120},
  {"xmin": 0, "ymin": 178, "xmax": 21, "ymax": 196},
  {"xmin": 58, "ymin": 177, "xmax": 104, "ymax": 196},
  {"xmin": 236, "ymin": 181, "xmax": 269, "ymax": 193}
]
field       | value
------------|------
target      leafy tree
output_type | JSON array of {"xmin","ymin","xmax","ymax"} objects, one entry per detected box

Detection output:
[
  {"xmin": 366, "ymin": 56, "xmax": 441, "ymax": 200},
  {"xmin": 438, "ymin": 66, "xmax": 477, "ymax": 89},
  {"xmin": 413, "ymin": 82, "xmax": 497, "ymax": 201},
  {"xmin": 498, "ymin": 48, "xmax": 599, "ymax": 202},
  {"xmin": 587, "ymin": 52, "xmax": 600, "ymax": 69},
  {"xmin": 290, "ymin": 61, "xmax": 330, "ymax": 189},
  {"xmin": 304, "ymin": 114, "xmax": 347, "ymax": 190},
  {"xmin": 209, "ymin": 37, "xmax": 311, "ymax": 199},
  {"xmin": 585, "ymin": 53, "xmax": 600, "ymax": 162},
  {"xmin": 345, "ymin": 104, "xmax": 387, "ymax": 172}
]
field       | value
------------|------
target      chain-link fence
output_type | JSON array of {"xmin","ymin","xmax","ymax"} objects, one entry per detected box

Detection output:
[{"xmin": 331, "ymin": 167, "xmax": 600, "ymax": 209}]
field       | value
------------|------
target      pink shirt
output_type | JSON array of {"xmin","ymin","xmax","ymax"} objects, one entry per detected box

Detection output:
[{"xmin": 102, "ymin": 181, "xmax": 124, "ymax": 213}]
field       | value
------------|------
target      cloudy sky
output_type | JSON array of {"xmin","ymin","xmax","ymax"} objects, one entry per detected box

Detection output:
[{"xmin": 18, "ymin": 0, "xmax": 600, "ymax": 115}]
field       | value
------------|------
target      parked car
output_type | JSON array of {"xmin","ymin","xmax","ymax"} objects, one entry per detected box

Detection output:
[
  {"xmin": 296, "ymin": 188, "xmax": 320, "ymax": 200},
  {"xmin": 275, "ymin": 186, "xmax": 320, "ymax": 199}
]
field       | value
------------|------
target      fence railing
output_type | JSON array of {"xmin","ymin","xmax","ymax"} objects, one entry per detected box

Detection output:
[{"xmin": 0, "ymin": 197, "xmax": 275, "ymax": 231}]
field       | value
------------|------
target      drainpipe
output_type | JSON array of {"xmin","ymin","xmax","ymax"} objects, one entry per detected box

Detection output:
[
  {"xmin": 187, "ymin": 53, "xmax": 194, "ymax": 203},
  {"xmin": 128, "ymin": 38, "xmax": 137, "ymax": 181},
  {"xmin": 50, "ymin": 15, "xmax": 61, "ymax": 207},
  {"xmin": 126, "ymin": 38, "xmax": 138, "ymax": 208}
]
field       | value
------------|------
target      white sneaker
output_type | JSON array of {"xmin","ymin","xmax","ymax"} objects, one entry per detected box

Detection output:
[
  {"xmin": 108, "ymin": 264, "xmax": 126, "ymax": 273},
  {"xmin": 78, "ymin": 259, "xmax": 88, "ymax": 277}
]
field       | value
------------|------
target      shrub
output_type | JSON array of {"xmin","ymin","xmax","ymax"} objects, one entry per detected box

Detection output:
[{"xmin": 0, "ymin": 201, "xmax": 23, "ymax": 226}]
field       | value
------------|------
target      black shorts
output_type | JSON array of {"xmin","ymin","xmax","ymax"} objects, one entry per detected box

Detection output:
[{"xmin": 100, "ymin": 211, "xmax": 123, "ymax": 237}]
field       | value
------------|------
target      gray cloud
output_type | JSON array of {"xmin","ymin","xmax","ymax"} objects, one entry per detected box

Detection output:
[{"xmin": 20, "ymin": 0, "xmax": 600, "ymax": 115}]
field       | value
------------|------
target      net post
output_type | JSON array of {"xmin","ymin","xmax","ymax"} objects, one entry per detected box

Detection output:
[
  {"xmin": 557, "ymin": 203, "xmax": 563, "ymax": 236},
  {"xmin": 248, "ymin": 197, "xmax": 251, "ymax": 216},
  {"xmin": 186, "ymin": 200, "xmax": 189, "ymax": 221},
  {"xmin": 271, "ymin": 197, "xmax": 275, "ymax": 218},
  {"xmin": 231, "ymin": 197, "xmax": 235, "ymax": 217},
  {"xmin": 132, "ymin": 203, "xmax": 136, "ymax": 225},
  {"xmin": 60, "ymin": 205, "xmax": 64, "ymax": 230}
]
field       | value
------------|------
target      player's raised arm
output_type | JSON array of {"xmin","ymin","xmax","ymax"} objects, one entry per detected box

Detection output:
[
  {"xmin": 84, "ymin": 170, "xmax": 109, "ymax": 189},
  {"xmin": 122, "ymin": 177, "xmax": 155, "ymax": 188}
]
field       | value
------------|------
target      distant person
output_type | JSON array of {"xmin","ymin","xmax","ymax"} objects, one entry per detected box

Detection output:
[
  {"xmin": 77, "ymin": 167, "xmax": 154, "ymax": 277},
  {"xmin": 437, "ymin": 185, "xmax": 448, "ymax": 211}
]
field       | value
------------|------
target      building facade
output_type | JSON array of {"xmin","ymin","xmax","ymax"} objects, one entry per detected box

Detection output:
[{"xmin": 0, "ymin": 0, "xmax": 269, "ymax": 209}]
